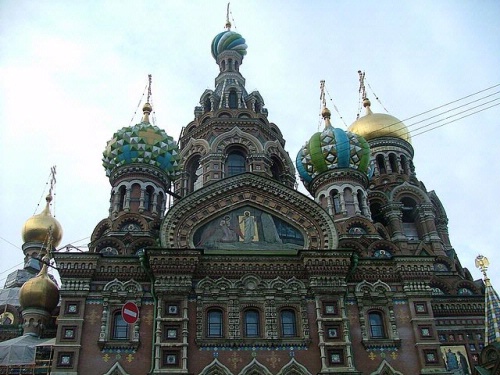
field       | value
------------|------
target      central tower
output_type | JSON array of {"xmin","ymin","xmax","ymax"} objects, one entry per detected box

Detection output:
[{"xmin": 174, "ymin": 18, "xmax": 296, "ymax": 197}]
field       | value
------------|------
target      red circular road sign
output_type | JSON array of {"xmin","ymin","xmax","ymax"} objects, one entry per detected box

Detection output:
[{"xmin": 121, "ymin": 301, "xmax": 139, "ymax": 324}]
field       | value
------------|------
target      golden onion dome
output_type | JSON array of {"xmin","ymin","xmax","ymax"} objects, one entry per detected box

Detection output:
[
  {"xmin": 19, "ymin": 257, "xmax": 59, "ymax": 312},
  {"xmin": 22, "ymin": 194, "xmax": 63, "ymax": 248},
  {"xmin": 348, "ymin": 98, "xmax": 411, "ymax": 143}
]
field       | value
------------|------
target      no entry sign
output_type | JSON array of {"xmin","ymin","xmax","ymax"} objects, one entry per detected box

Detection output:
[{"xmin": 121, "ymin": 301, "xmax": 139, "ymax": 324}]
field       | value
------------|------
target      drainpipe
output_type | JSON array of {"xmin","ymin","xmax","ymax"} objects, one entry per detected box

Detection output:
[{"xmin": 139, "ymin": 250, "xmax": 157, "ymax": 375}]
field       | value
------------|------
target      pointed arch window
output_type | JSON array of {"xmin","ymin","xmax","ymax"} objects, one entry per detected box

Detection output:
[
  {"xmin": 280, "ymin": 309, "xmax": 297, "ymax": 337},
  {"xmin": 244, "ymin": 309, "xmax": 260, "ymax": 337},
  {"xmin": 207, "ymin": 309, "xmax": 223, "ymax": 338},
  {"xmin": 228, "ymin": 90, "xmax": 238, "ymax": 109},
  {"xmin": 112, "ymin": 311, "xmax": 129, "ymax": 340}
]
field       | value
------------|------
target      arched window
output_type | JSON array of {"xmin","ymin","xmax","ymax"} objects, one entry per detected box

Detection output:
[
  {"xmin": 144, "ymin": 186, "xmax": 154, "ymax": 211},
  {"xmin": 344, "ymin": 188, "xmax": 355, "ymax": 216},
  {"xmin": 376, "ymin": 154, "xmax": 386, "ymax": 175},
  {"xmin": 112, "ymin": 311, "xmax": 128, "ymax": 340},
  {"xmin": 401, "ymin": 155, "xmax": 408, "ymax": 175},
  {"xmin": 271, "ymin": 157, "xmax": 284, "ymax": 182},
  {"xmin": 186, "ymin": 155, "xmax": 201, "ymax": 193},
  {"xmin": 207, "ymin": 309, "xmax": 223, "ymax": 337},
  {"xmin": 226, "ymin": 151, "xmax": 246, "ymax": 176},
  {"xmin": 130, "ymin": 183, "xmax": 141, "ymax": 211},
  {"xmin": 331, "ymin": 190, "xmax": 341, "ymax": 214},
  {"xmin": 401, "ymin": 197, "xmax": 419, "ymax": 239},
  {"xmin": 228, "ymin": 90, "xmax": 238, "ymax": 109},
  {"xmin": 244, "ymin": 309, "xmax": 260, "ymax": 337},
  {"xmin": 118, "ymin": 185, "xmax": 126, "ymax": 211},
  {"xmin": 368, "ymin": 311, "xmax": 386, "ymax": 338},
  {"xmin": 204, "ymin": 96, "xmax": 211, "ymax": 112},
  {"xmin": 389, "ymin": 153, "xmax": 398, "ymax": 173},
  {"xmin": 280, "ymin": 309, "xmax": 297, "ymax": 337},
  {"xmin": 357, "ymin": 190, "xmax": 364, "ymax": 213}
]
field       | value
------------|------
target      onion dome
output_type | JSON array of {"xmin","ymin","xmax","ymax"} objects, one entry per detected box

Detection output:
[
  {"xmin": 19, "ymin": 256, "xmax": 59, "ymax": 312},
  {"xmin": 211, "ymin": 30, "xmax": 247, "ymax": 60},
  {"xmin": 102, "ymin": 103, "xmax": 180, "ymax": 178},
  {"xmin": 22, "ymin": 193, "xmax": 63, "ymax": 248},
  {"xmin": 348, "ymin": 98, "xmax": 411, "ymax": 143},
  {"xmin": 296, "ymin": 107, "xmax": 371, "ymax": 184}
]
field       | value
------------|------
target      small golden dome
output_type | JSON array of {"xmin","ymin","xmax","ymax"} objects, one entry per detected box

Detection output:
[
  {"xmin": 22, "ymin": 194, "xmax": 63, "ymax": 248},
  {"xmin": 19, "ymin": 258, "xmax": 59, "ymax": 312},
  {"xmin": 321, "ymin": 106, "xmax": 332, "ymax": 119},
  {"xmin": 348, "ymin": 98, "xmax": 411, "ymax": 143}
]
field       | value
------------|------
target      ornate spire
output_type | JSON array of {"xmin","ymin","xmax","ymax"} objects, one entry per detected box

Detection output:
[
  {"xmin": 476, "ymin": 255, "xmax": 500, "ymax": 345},
  {"xmin": 142, "ymin": 74, "xmax": 153, "ymax": 124},
  {"xmin": 225, "ymin": 2, "xmax": 231, "ymax": 30},
  {"xmin": 320, "ymin": 80, "xmax": 332, "ymax": 127}
]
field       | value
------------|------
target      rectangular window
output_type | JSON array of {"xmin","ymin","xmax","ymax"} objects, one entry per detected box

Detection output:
[
  {"xmin": 207, "ymin": 310, "xmax": 223, "ymax": 338},
  {"xmin": 244, "ymin": 310, "xmax": 260, "ymax": 338}
]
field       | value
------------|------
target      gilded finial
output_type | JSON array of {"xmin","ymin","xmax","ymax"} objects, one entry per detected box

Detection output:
[
  {"xmin": 476, "ymin": 255, "xmax": 491, "ymax": 286},
  {"xmin": 320, "ymin": 80, "xmax": 332, "ymax": 126},
  {"xmin": 225, "ymin": 3, "xmax": 231, "ymax": 30}
]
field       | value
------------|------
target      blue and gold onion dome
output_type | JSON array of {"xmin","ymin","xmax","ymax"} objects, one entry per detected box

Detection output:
[
  {"xmin": 211, "ymin": 30, "xmax": 247, "ymax": 60},
  {"xmin": 296, "ymin": 107, "xmax": 372, "ymax": 185},
  {"xmin": 102, "ymin": 103, "xmax": 180, "ymax": 178}
]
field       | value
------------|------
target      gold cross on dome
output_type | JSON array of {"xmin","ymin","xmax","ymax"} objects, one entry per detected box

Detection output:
[{"xmin": 138, "ymin": 128, "xmax": 163, "ymax": 144}]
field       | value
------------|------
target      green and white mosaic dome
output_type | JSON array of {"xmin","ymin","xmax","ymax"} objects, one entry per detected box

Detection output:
[
  {"xmin": 296, "ymin": 111, "xmax": 371, "ymax": 185},
  {"xmin": 102, "ymin": 104, "xmax": 180, "ymax": 178}
]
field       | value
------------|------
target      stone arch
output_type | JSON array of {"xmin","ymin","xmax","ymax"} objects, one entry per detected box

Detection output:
[
  {"xmin": 103, "ymin": 362, "xmax": 131, "ymax": 375},
  {"xmin": 199, "ymin": 358, "xmax": 232, "ymax": 375},
  {"xmin": 112, "ymin": 213, "xmax": 149, "ymax": 232},
  {"xmin": 91, "ymin": 218, "xmax": 113, "ymax": 243},
  {"xmin": 92, "ymin": 237, "xmax": 125, "ymax": 255},
  {"xmin": 212, "ymin": 127, "xmax": 264, "ymax": 154},
  {"xmin": 277, "ymin": 358, "xmax": 312, "ymax": 375},
  {"xmin": 238, "ymin": 358, "xmax": 272, "ymax": 375},
  {"xmin": 390, "ymin": 182, "xmax": 430, "ymax": 204},
  {"xmin": 179, "ymin": 138, "xmax": 210, "ymax": 162},
  {"xmin": 103, "ymin": 278, "xmax": 142, "ymax": 296},
  {"xmin": 370, "ymin": 359, "xmax": 404, "ymax": 375},
  {"xmin": 161, "ymin": 174, "xmax": 337, "ymax": 249}
]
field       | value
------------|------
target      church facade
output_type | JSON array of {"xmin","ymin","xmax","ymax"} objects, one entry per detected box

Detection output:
[{"xmin": 6, "ymin": 22, "xmax": 490, "ymax": 375}]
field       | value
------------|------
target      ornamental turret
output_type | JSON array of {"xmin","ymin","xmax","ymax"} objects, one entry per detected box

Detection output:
[
  {"xmin": 296, "ymin": 81, "xmax": 372, "ymax": 221},
  {"xmin": 174, "ymin": 12, "xmax": 296, "ymax": 197}
]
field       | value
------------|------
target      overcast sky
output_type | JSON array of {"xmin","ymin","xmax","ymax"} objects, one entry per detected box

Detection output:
[{"xmin": 1, "ymin": 1, "xmax": 499, "ymax": 288}]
